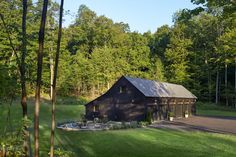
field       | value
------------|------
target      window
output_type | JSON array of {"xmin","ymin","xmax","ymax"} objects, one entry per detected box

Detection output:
[
  {"xmin": 154, "ymin": 99, "xmax": 157, "ymax": 105},
  {"xmin": 119, "ymin": 86, "xmax": 127, "ymax": 93},
  {"xmin": 93, "ymin": 105, "xmax": 99, "ymax": 112}
]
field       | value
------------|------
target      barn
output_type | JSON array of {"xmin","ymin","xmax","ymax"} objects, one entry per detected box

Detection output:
[{"xmin": 85, "ymin": 76, "xmax": 197, "ymax": 122}]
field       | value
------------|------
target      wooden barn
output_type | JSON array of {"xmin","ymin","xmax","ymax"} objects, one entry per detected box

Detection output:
[{"xmin": 85, "ymin": 76, "xmax": 197, "ymax": 121}]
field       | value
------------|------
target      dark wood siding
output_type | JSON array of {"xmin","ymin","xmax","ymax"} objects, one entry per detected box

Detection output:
[
  {"xmin": 85, "ymin": 77, "xmax": 146, "ymax": 121},
  {"xmin": 85, "ymin": 76, "xmax": 197, "ymax": 121},
  {"xmin": 145, "ymin": 97, "xmax": 196, "ymax": 120}
]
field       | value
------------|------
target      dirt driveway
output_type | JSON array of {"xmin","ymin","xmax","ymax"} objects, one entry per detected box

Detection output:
[{"xmin": 151, "ymin": 116, "xmax": 236, "ymax": 135}]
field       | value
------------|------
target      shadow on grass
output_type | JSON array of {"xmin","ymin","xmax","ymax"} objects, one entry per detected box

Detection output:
[{"xmin": 55, "ymin": 128, "xmax": 236, "ymax": 157}]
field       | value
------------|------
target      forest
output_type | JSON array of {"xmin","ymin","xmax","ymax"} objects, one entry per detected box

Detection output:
[
  {"xmin": 1, "ymin": 0, "xmax": 235, "ymax": 106},
  {"xmin": 0, "ymin": 0, "xmax": 236, "ymax": 156}
]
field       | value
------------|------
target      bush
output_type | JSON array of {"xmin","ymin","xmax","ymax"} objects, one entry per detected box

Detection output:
[
  {"xmin": 138, "ymin": 121, "xmax": 149, "ymax": 127},
  {"xmin": 130, "ymin": 121, "xmax": 138, "ymax": 128},
  {"xmin": 0, "ymin": 118, "xmax": 32, "ymax": 157},
  {"xmin": 146, "ymin": 111, "xmax": 152, "ymax": 124},
  {"xmin": 107, "ymin": 121, "xmax": 139, "ymax": 130},
  {"xmin": 0, "ymin": 132, "xmax": 24, "ymax": 156},
  {"xmin": 100, "ymin": 115, "xmax": 108, "ymax": 123},
  {"xmin": 80, "ymin": 114, "xmax": 87, "ymax": 125},
  {"xmin": 168, "ymin": 111, "xmax": 174, "ymax": 117},
  {"xmin": 51, "ymin": 148, "xmax": 75, "ymax": 157}
]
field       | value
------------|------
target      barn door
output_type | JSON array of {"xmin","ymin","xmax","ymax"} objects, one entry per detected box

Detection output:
[
  {"xmin": 158, "ymin": 105, "xmax": 167, "ymax": 120},
  {"xmin": 175, "ymin": 104, "xmax": 183, "ymax": 118},
  {"xmin": 151, "ymin": 106, "xmax": 158, "ymax": 121}
]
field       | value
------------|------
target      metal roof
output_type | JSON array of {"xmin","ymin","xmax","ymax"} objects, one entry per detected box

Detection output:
[{"xmin": 125, "ymin": 76, "xmax": 197, "ymax": 99}]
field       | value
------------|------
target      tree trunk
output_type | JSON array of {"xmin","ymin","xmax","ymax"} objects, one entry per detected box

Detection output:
[
  {"xmin": 34, "ymin": 1, "xmax": 48, "ymax": 157},
  {"xmin": 205, "ymin": 58, "xmax": 211, "ymax": 102},
  {"xmin": 225, "ymin": 62, "xmax": 228, "ymax": 106},
  {"xmin": 219, "ymin": 76, "xmax": 221, "ymax": 102},
  {"xmin": 50, "ymin": 0, "xmax": 64, "ymax": 156},
  {"xmin": 215, "ymin": 66, "xmax": 219, "ymax": 104},
  {"xmin": 21, "ymin": 1, "xmax": 30, "ymax": 156},
  {"xmin": 208, "ymin": 68, "xmax": 211, "ymax": 102},
  {"xmin": 1, "ymin": 5, "xmax": 31, "ymax": 156},
  {"xmin": 235, "ymin": 59, "xmax": 236, "ymax": 108},
  {"xmin": 50, "ymin": 54, "xmax": 54, "ymax": 100},
  {"xmin": 21, "ymin": 0, "xmax": 27, "ymax": 119}
]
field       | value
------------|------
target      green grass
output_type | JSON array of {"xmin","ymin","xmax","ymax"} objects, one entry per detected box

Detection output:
[
  {"xmin": 196, "ymin": 102, "xmax": 236, "ymax": 117},
  {"xmin": 1, "ymin": 100, "xmax": 236, "ymax": 157}
]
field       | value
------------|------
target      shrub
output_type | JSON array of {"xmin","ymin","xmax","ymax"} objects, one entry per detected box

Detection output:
[
  {"xmin": 0, "ymin": 118, "xmax": 32, "ymax": 157},
  {"xmin": 124, "ymin": 122, "xmax": 131, "ymax": 129},
  {"xmin": 80, "ymin": 114, "xmax": 87, "ymax": 125},
  {"xmin": 168, "ymin": 111, "xmax": 174, "ymax": 117},
  {"xmin": 100, "ymin": 115, "xmax": 108, "ymax": 123},
  {"xmin": 138, "ymin": 121, "xmax": 149, "ymax": 127},
  {"xmin": 0, "ymin": 132, "xmax": 24, "ymax": 156},
  {"xmin": 130, "ymin": 121, "xmax": 138, "ymax": 128},
  {"xmin": 146, "ymin": 111, "xmax": 152, "ymax": 124},
  {"xmin": 107, "ymin": 121, "xmax": 139, "ymax": 130},
  {"xmin": 94, "ymin": 118, "xmax": 99, "ymax": 123},
  {"xmin": 51, "ymin": 148, "xmax": 75, "ymax": 157}
]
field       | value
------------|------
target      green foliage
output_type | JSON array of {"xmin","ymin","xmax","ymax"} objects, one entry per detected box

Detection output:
[
  {"xmin": 56, "ymin": 96, "xmax": 88, "ymax": 106},
  {"xmin": 217, "ymin": 28, "xmax": 236, "ymax": 64},
  {"xmin": 196, "ymin": 101, "xmax": 236, "ymax": 117},
  {"xmin": 0, "ymin": 1, "xmax": 235, "ymax": 108},
  {"xmin": 107, "ymin": 121, "xmax": 139, "ymax": 130},
  {"xmin": 168, "ymin": 111, "xmax": 175, "ymax": 118},
  {"xmin": 0, "ymin": 138, "xmax": 24, "ymax": 157},
  {"xmin": 165, "ymin": 24, "xmax": 192, "ymax": 84},
  {"xmin": 51, "ymin": 148, "xmax": 75, "ymax": 157},
  {"xmin": 145, "ymin": 111, "xmax": 152, "ymax": 124},
  {"xmin": 55, "ymin": 4, "xmax": 167, "ymax": 98},
  {"xmin": 138, "ymin": 121, "xmax": 149, "ymax": 127},
  {"xmin": 0, "ymin": 118, "xmax": 30, "ymax": 157}
]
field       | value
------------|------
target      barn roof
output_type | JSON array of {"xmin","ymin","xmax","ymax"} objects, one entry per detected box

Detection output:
[{"xmin": 124, "ymin": 76, "xmax": 197, "ymax": 99}]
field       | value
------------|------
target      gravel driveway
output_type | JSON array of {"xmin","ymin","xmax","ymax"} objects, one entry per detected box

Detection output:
[{"xmin": 150, "ymin": 116, "xmax": 236, "ymax": 135}]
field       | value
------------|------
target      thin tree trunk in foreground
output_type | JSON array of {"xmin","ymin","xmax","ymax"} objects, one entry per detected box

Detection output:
[
  {"xmin": 50, "ymin": 0, "xmax": 64, "ymax": 156},
  {"xmin": 21, "ymin": 0, "xmax": 31, "ymax": 156},
  {"xmin": 34, "ymin": 1, "xmax": 48, "ymax": 157},
  {"xmin": 50, "ymin": 53, "xmax": 54, "ymax": 99},
  {"xmin": 21, "ymin": 0, "xmax": 27, "ymax": 118}
]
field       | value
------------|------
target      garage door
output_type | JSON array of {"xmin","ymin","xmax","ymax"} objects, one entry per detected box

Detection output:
[{"xmin": 175, "ymin": 105, "xmax": 183, "ymax": 118}]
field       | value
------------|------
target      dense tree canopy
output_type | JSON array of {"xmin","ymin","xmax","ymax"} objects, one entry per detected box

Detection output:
[{"xmin": 0, "ymin": 0, "xmax": 235, "ymax": 107}]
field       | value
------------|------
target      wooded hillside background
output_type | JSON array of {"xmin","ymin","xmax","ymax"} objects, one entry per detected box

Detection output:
[{"xmin": 0, "ymin": 0, "xmax": 235, "ymax": 107}]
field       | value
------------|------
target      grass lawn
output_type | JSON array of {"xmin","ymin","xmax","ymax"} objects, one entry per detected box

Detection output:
[
  {"xmin": 1, "ymin": 99, "xmax": 236, "ymax": 157},
  {"xmin": 196, "ymin": 102, "xmax": 236, "ymax": 117}
]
